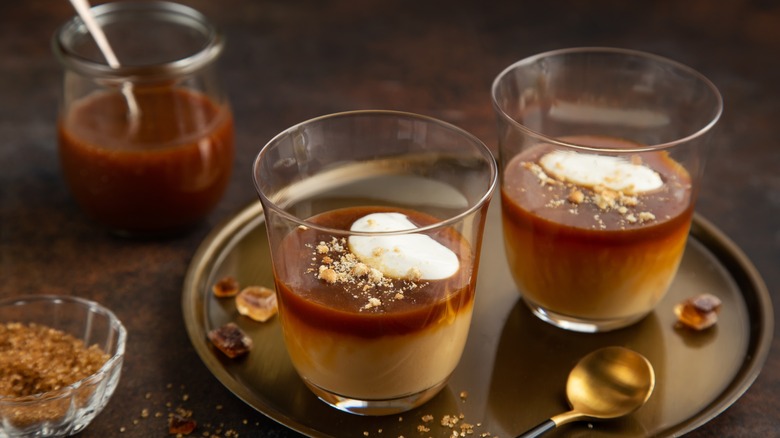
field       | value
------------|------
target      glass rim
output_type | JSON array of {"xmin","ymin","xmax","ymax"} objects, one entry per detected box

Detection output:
[
  {"xmin": 253, "ymin": 109, "xmax": 498, "ymax": 236},
  {"xmin": 0, "ymin": 294, "xmax": 127, "ymax": 403},
  {"xmin": 52, "ymin": 0, "xmax": 224, "ymax": 81},
  {"xmin": 490, "ymin": 46, "xmax": 724, "ymax": 153}
]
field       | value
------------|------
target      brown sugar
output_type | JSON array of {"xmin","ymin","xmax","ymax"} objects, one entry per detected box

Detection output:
[{"xmin": 0, "ymin": 322, "xmax": 109, "ymax": 397}]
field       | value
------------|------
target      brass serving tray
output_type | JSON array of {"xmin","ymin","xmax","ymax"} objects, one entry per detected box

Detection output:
[{"xmin": 183, "ymin": 200, "xmax": 773, "ymax": 437}]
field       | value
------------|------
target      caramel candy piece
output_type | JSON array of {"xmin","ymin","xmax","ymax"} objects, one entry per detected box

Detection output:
[
  {"xmin": 212, "ymin": 276, "xmax": 240, "ymax": 297},
  {"xmin": 674, "ymin": 293, "xmax": 722, "ymax": 330},
  {"xmin": 236, "ymin": 286, "xmax": 278, "ymax": 322},
  {"xmin": 207, "ymin": 323, "xmax": 253, "ymax": 358}
]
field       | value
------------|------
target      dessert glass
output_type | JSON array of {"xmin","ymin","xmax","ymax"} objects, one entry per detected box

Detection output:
[
  {"xmin": 253, "ymin": 110, "xmax": 497, "ymax": 415},
  {"xmin": 492, "ymin": 47, "xmax": 722, "ymax": 333},
  {"xmin": 53, "ymin": 1, "xmax": 234, "ymax": 237}
]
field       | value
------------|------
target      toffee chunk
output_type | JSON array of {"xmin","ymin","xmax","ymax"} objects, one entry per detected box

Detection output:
[
  {"xmin": 235, "ymin": 286, "xmax": 278, "ymax": 322},
  {"xmin": 212, "ymin": 276, "xmax": 240, "ymax": 298},
  {"xmin": 675, "ymin": 293, "xmax": 722, "ymax": 330},
  {"xmin": 207, "ymin": 323, "xmax": 252, "ymax": 358}
]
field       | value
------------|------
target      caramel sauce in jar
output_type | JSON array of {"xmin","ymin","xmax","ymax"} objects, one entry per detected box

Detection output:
[
  {"xmin": 53, "ymin": 1, "xmax": 232, "ymax": 236},
  {"xmin": 58, "ymin": 87, "xmax": 234, "ymax": 235}
]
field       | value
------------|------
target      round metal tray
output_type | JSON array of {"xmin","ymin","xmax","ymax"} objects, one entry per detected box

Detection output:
[{"xmin": 183, "ymin": 201, "xmax": 773, "ymax": 437}]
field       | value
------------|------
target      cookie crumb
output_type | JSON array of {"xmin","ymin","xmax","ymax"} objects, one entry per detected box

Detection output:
[
  {"xmin": 568, "ymin": 189, "xmax": 584, "ymax": 204},
  {"xmin": 318, "ymin": 267, "xmax": 339, "ymax": 284},
  {"xmin": 441, "ymin": 414, "xmax": 459, "ymax": 428}
]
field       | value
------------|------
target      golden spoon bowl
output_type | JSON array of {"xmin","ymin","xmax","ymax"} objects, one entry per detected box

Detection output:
[{"xmin": 517, "ymin": 346, "xmax": 655, "ymax": 437}]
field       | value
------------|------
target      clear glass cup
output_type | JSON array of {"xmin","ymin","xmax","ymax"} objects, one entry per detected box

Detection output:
[
  {"xmin": 492, "ymin": 47, "xmax": 722, "ymax": 333},
  {"xmin": 253, "ymin": 110, "xmax": 497, "ymax": 415},
  {"xmin": 53, "ymin": 1, "xmax": 234, "ymax": 237}
]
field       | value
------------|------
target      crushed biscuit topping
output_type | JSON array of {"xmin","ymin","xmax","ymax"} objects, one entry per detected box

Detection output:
[
  {"xmin": 568, "ymin": 188, "xmax": 585, "ymax": 204},
  {"xmin": 306, "ymin": 236, "xmax": 427, "ymax": 311},
  {"xmin": 523, "ymin": 156, "xmax": 659, "ymax": 228}
]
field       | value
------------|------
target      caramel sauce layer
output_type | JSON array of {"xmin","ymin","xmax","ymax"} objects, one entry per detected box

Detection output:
[
  {"xmin": 58, "ymin": 87, "xmax": 234, "ymax": 232},
  {"xmin": 501, "ymin": 136, "xmax": 694, "ymax": 319},
  {"xmin": 273, "ymin": 206, "xmax": 475, "ymax": 338}
]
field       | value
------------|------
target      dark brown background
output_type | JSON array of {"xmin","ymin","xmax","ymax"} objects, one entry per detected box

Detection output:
[{"xmin": 1, "ymin": 0, "xmax": 777, "ymax": 436}]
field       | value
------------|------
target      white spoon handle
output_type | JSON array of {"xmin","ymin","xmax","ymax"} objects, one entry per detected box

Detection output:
[
  {"xmin": 68, "ymin": 0, "xmax": 121, "ymax": 67},
  {"xmin": 67, "ymin": 0, "xmax": 140, "ymax": 127}
]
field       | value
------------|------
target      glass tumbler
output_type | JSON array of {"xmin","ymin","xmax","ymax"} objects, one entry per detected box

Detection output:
[
  {"xmin": 53, "ymin": 1, "xmax": 234, "ymax": 236},
  {"xmin": 253, "ymin": 110, "xmax": 497, "ymax": 415},
  {"xmin": 492, "ymin": 47, "xmax": 722, "ymax": 333}
]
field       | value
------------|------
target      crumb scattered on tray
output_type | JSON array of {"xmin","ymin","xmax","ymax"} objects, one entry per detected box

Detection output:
[{"xmin": 412, "ymin": 394, "xmax": 493, "ymax": 438}]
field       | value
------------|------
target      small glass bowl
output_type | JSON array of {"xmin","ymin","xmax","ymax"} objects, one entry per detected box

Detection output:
[{"xmin": 0, "ymin": 295, "xmax": 126, "ymax": 437}]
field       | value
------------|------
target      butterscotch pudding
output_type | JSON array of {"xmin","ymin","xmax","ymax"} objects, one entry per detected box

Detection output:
[
  {"xmin": 502, "ymin": 136, "xmax": 693, "ymax": 329},
  {"xmin": 254, "ymin": 111, "xmax": 496, "ymax": 413},
  {"xmin": 271, "ymin": 206, "xmax": 475, "ymax": 406}
]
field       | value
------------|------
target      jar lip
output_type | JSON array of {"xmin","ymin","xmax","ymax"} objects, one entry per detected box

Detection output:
[{"xmin": 52, "ymin": 1, "xmax": 224, "ymax": 81}]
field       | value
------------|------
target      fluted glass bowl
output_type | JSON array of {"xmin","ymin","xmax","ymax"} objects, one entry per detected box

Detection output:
[{"xmin": 0, "ymin": 295, "xmax": 126, "ymax": 437}]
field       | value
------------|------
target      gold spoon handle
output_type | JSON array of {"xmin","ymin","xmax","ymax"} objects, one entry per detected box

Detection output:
[{"xmin": 515, "ymin": 410, "xmax": 583, "ymax": 438}]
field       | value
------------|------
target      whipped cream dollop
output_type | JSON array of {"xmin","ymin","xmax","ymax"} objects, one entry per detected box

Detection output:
[
  {"xmin": 348, "ymin": 213, "xmax": 459, "ymax": 280},
  {"xmin": 539, "ymin": 150, "xmax": 663, "ymax": 194}
]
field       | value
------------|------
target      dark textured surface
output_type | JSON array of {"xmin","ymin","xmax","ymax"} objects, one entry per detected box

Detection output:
[{"xmin": 1, "ymin": 0, "xmax": 777, "ymax": 436}]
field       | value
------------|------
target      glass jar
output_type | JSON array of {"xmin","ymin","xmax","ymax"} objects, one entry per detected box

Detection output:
[{"xmin": 53, "ymin": 1, "xmax": 234, "ymax": 237}]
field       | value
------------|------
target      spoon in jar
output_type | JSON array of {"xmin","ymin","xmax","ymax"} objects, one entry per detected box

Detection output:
[
  {"xmin": 516, "ymin": 346, "xmax": 655, "ymax": 438},
  {"xmin": 67, "ymin": 0, "xmax": 140, "ymax": 128}
]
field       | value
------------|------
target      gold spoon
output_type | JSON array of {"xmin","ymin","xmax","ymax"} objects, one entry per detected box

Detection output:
[{"xmin": 516, "ymin": 346, "xmax": 655, "ymax": 438}]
